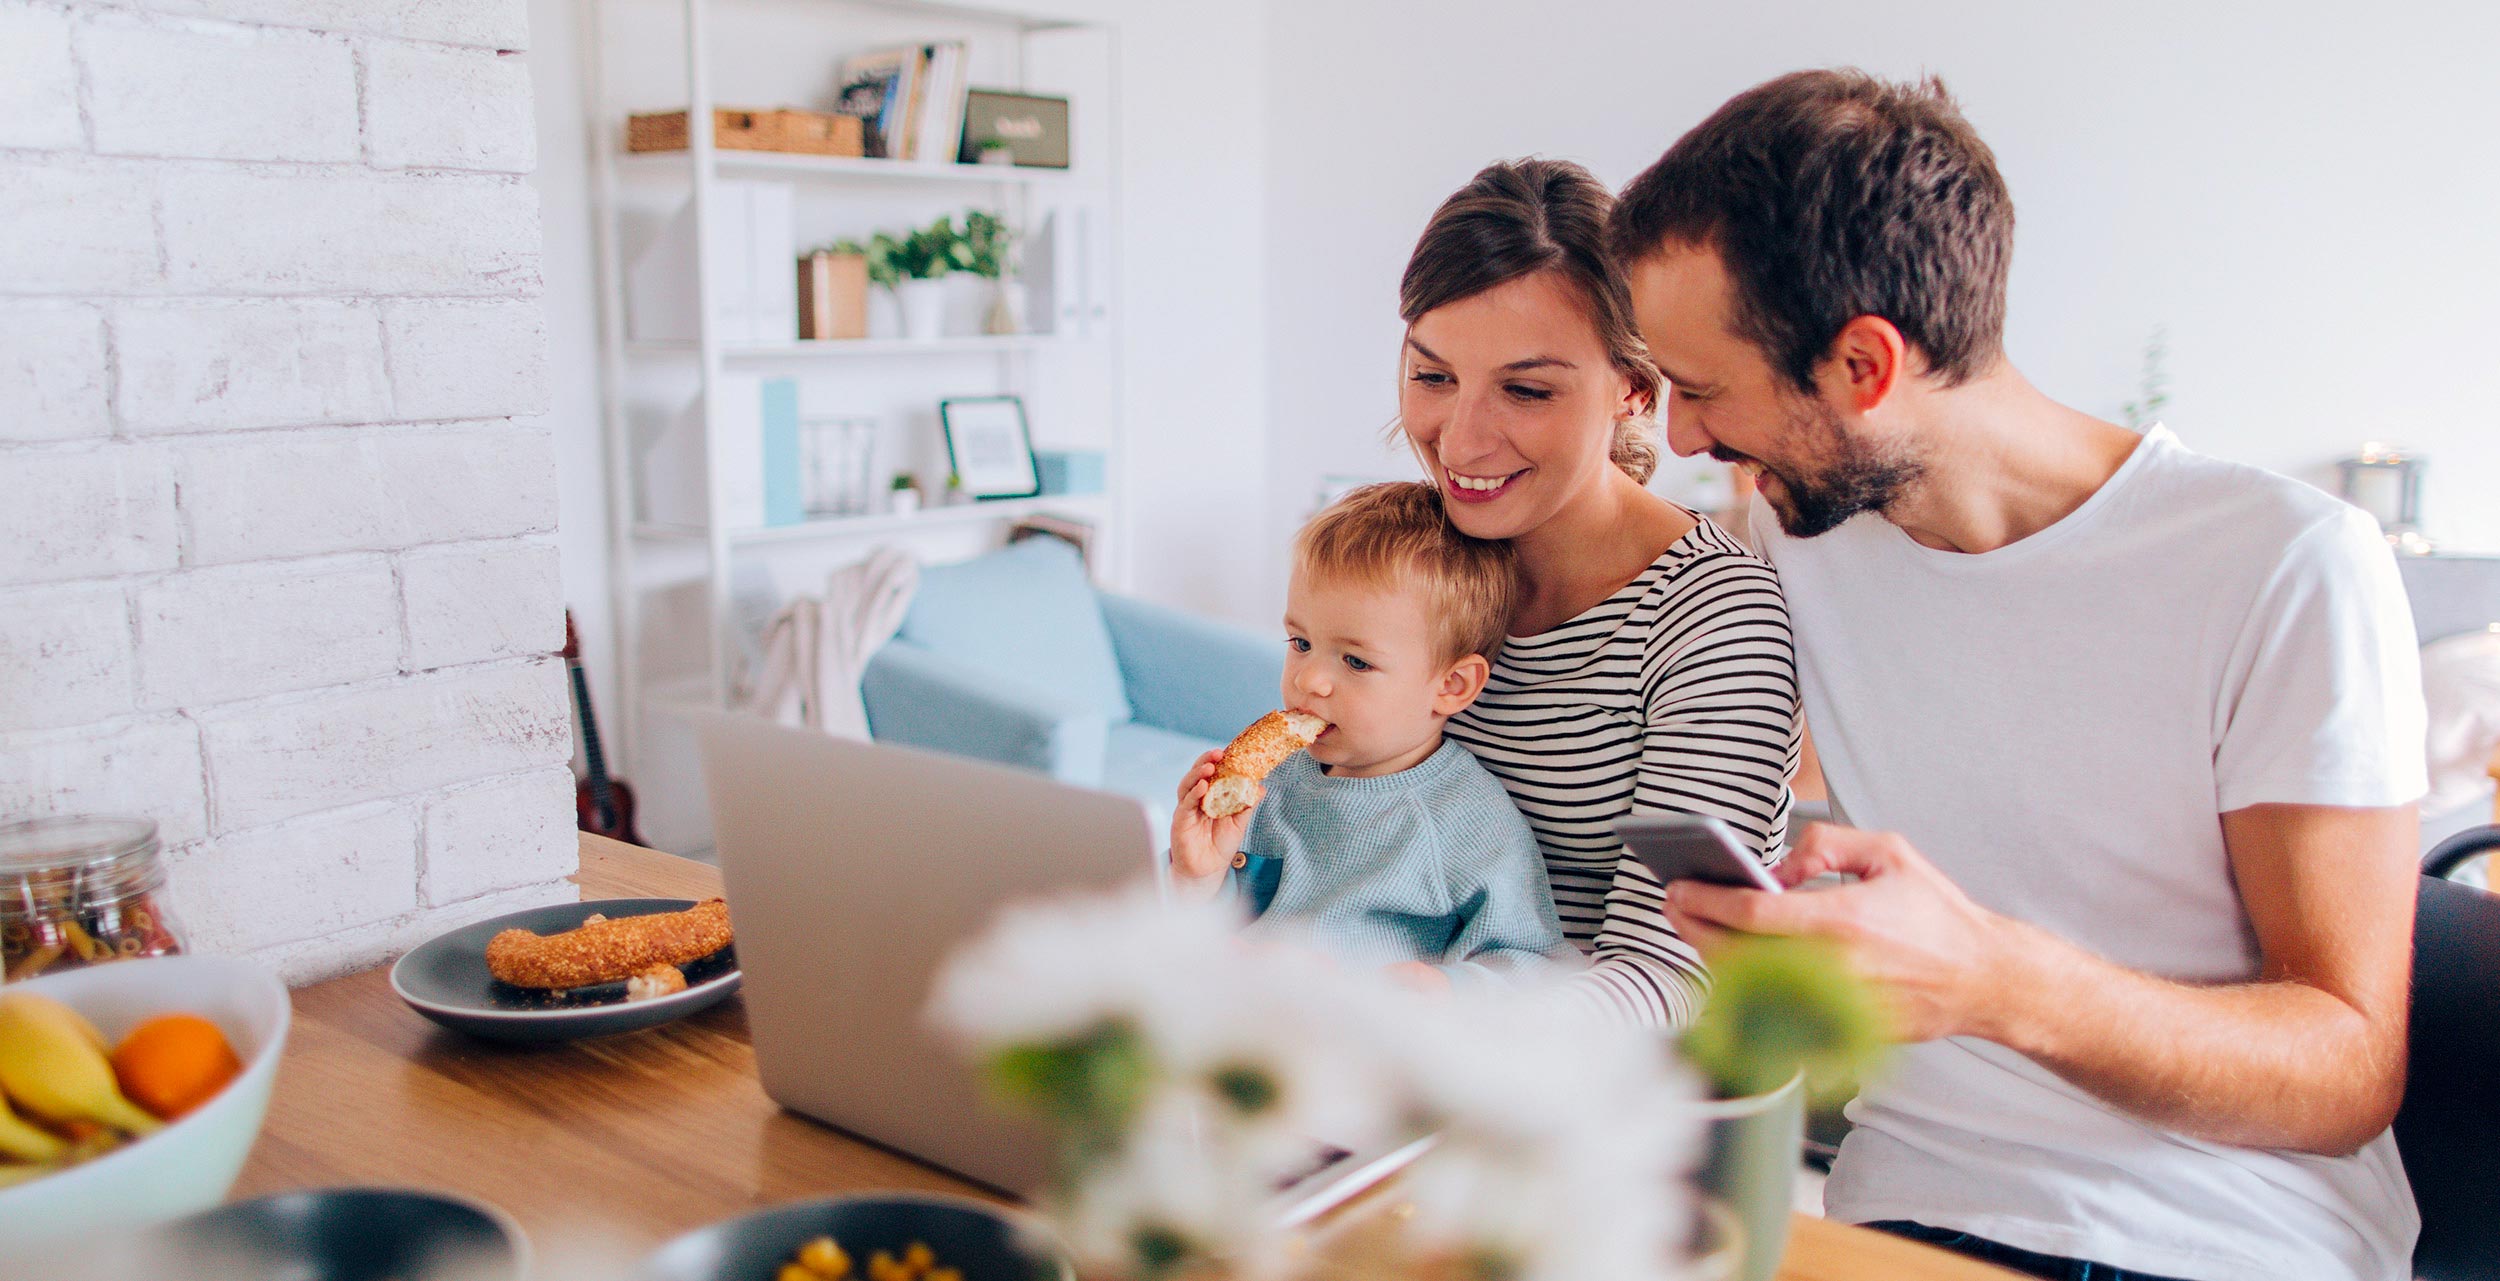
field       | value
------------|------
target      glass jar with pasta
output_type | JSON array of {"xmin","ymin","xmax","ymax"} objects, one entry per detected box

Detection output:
[{"xmin": 1, "ymin": 817, "xmax": 186, "ymax": 983}]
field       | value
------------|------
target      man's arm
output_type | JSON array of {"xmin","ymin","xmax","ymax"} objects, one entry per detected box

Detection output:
[{"xmin": 1665, "ymin": 805, "xmax": 2417, "ymax": 1156}]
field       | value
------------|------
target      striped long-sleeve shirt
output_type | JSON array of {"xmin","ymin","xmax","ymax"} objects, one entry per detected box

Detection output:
[{"xmin": 1445, "ymin": 516, "xmax": 1800, "ymax": 1027}]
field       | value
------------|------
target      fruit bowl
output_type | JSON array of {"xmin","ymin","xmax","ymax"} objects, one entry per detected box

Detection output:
[{"xmin": 0, "ymin": 954, "xmax": 292, "ymax": 1242}]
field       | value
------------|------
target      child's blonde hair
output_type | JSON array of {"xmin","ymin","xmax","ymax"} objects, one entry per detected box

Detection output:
[{"xmin": 1293, "ymin": 482, "xmax": 1520, "ymax": 666}]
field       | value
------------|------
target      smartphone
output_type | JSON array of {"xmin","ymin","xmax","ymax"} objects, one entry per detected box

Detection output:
[{"xmin": 1613, "ymin": 815, "xmax": 1783, "ymax": 893}]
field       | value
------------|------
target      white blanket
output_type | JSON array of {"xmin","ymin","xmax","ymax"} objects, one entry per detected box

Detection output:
[{"xmin": 746, "ymin": 546, "xmax": 918, "ymax": 739}]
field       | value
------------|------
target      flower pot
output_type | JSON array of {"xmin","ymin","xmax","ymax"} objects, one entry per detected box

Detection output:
[
  {"xmin": 984, "ymin": 279, "xmax": 1028, "ymax": 335},
  {"xmin": 1691, "ymin": 1196, "xmax": 1747, "ymax": 1281},
  {"xmin": 1693, "ymin": 1070, "xmax": 1804, "ymax": 1281},
  {"xmin": 897, "ymin": 279, "xmax": 947, "ymax": 341}
]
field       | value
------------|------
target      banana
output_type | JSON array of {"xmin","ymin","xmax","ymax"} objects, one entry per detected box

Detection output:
[
  {"xmin": 0, "ymin": 1090, "xmax": 66, "ymax": 1163},
  {"xmin": 0, "ymin": 1160, "xmax": 59, "ymax": 1190},
  {"xmin": 0, "ymin": 993, "xmax": 161, "ymax": 1136}
]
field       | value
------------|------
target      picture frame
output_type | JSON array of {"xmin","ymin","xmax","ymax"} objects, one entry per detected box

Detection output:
[
  {"xmin": 939, "ymin": 395, "xmax": 1041, "ymax": 500},
  {"xmin": 957, "ymin": 90, "xmax": 1071, "ymax": 168}
]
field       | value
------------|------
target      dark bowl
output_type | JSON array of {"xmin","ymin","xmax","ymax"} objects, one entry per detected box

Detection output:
[
  {"xmin": 15, "ymin": 1187, "xmax": 528, "ymax": 1281},
  {"xmin": 641, "ymin": 1193, "xmax": 1074, "ymax": 1281}
]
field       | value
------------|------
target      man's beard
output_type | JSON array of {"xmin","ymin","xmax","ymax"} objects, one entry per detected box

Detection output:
[{"xmin": 1714, "ymin": 398, "xmax": 1923, "ymax": 539}]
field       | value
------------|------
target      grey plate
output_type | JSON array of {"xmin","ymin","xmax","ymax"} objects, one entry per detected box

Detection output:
[
  {"xmin": 641, "ymin": 1193, "xmax": 1074, "ymax": 1281},
  {"xmin": 390, "ymin": 898, "xmax": 740, "ymax": 1044},
  {"xmin": 13, "ymin": 1187, "xmax": 528, "ymax": 1280}
]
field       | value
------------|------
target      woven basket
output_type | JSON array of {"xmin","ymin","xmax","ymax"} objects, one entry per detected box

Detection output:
[{"xmin": 626, "ymin": 108, "xmax": 864, "ymax": 157}]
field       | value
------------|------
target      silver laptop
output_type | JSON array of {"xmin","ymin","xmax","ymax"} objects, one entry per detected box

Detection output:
[
  {"xmin": 696, "ymin": 713, "xmax": 1162, "ymax": 1195},
  {"xmin": 697, "ymin": 712, "xmax": 1439, "ymax": 1215}
]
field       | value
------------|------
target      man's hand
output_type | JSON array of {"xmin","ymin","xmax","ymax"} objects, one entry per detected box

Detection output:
[
  {"xmin": 1170, "ymin": 749, "xmax": 1258, "ymax": 901},
  {"xmin": 1661, "ymin": 823, "xmax": 2021, "ymax": 1041},
  {"xmin": 1663, "ymin": 809, "xmax": 2417, "ymax": 1156}
]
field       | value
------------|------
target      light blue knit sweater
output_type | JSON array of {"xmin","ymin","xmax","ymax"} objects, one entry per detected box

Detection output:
[{"xmin": 1226, "ymin": 738, "xmax": 1566, "ymax": 985}]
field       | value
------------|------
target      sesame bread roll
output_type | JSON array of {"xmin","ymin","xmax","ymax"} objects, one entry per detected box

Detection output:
[{"xmin": 1202, "ymin": 711, "xmax": 1327, "ymax": 818}]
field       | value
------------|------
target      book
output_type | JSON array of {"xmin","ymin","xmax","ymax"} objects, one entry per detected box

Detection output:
[
  {"xmin": 835, "ymin": 46, "xmax": 921, "ymax": 159},
  {"xmin": 759, "ymin": 378, "xmax": 803, "ymax": 526},
  {"xmin": 745, "ymin": 182, "xmax": 797, "ymax": 344},
  {"xmin": 626, "ymin": 180, "xmax": 795, "ymax": 344},
  {"xmin": 641, "ymin": 374, "xmax": 803, "ymax": 529},
  {"xmin": 914, "ymin": 41, "xmax": 968, "ymax": 165}
]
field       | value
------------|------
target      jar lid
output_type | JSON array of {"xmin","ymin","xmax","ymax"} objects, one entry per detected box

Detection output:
[{"xmin": 0, "ymin": 816, "xmax": 161, "ymax": 877}]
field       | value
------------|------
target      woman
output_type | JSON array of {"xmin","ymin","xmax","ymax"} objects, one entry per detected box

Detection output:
[{"xmin": 1408, "ymin": 159, "xmax": 1800, "ymax": 1027}]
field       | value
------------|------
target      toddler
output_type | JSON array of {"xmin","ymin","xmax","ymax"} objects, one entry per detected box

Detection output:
[{"xmin": 1170, "ymin": 482, "xmax": 1564, "ymax": 988}]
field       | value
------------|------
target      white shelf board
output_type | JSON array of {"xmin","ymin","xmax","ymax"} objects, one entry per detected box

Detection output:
[
  {"xmin": 629, "ymin": 335, "xmax": 1060, "ymax": 362},
  {"xmin": 619, "ymin": 149, "xmax": 1077, "ymax": 188},
  {"xmin": 636, "ymin": 492, "xmax": 1106, "ymax": 546}
]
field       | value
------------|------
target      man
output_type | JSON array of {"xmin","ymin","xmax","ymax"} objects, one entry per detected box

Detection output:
[{"xmin": 1620, "ymin": 71, "xmax": 2426, "ymax": 1281}]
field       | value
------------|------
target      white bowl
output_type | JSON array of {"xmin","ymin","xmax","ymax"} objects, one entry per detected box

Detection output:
[{"xmin": 0, "ymin": 954, "xmax": 292, "ymax": 1243}]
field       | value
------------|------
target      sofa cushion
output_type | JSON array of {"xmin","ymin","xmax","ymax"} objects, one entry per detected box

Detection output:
[
  {"xmin": 897, "ymin": 537, "xmax": 1134, "ymax": 723},
  {"xmin": 1102, "ymin": 721, "xmax": 1224, "ymax": 834}
]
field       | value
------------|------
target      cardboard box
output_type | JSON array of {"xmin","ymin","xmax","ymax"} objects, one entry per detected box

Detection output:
[{"xmin": 798, "ymin": 252, "xmax": 869, "ymax": 341}]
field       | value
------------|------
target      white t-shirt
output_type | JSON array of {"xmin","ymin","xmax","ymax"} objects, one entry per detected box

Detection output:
[{"xmin": 1750, "ymin": 426, "xmax": 2428, "ymax": 1281}]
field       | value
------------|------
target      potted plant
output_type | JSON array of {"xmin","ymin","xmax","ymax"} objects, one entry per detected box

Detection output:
[
  {"xmin": 839, "ymin": 219, "xmax": 972, "ymax": 341},
  {"xmin": 961, "ymin": 209, "xmax": 1024, "ymax": 335},
  {"xmin": 1679, "ymin": 935, "xmax": 1891, "ymax": 1281},
  {"xmin": 894, "ymin": 216, "xmax": 976, "ymax": 341},
  {"xmin": 887, "ymin": 473, "xmax": 921, "ymax": 516}
]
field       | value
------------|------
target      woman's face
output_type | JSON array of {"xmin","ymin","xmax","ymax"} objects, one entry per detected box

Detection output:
[{"xmin": 1400, "ymin": 271, "xmax": 1643, "ymax": 542}]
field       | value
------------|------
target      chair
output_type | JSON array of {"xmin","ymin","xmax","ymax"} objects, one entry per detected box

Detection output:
[
  {"xmin": 860, "ymin": 535, "xmax": 1280, "ymax": 827},
  {"xmin": 2398, "ymin": 873, "xmax": 2500, "ymax": 1280}
]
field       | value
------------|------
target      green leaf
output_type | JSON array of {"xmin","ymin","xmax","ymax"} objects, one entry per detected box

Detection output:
[
  {"xmin": 982, "ymin": 1020, "xmax": 1152, "ymax": 1138},
  {"xmin": 1680, "ymin": 934, "xmax": 1892, "ymax": 1102},
  {"xmin": 1128, "ymin": 1223, "xmax": 1197, "ymax": 1280},
  {"xmin": 1208, "ymin": 1062, "xmax": 1281, "ymax": 1117}
]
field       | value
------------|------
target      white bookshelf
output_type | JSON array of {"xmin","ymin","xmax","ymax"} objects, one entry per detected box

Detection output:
[
  {"xmin": 627, "ymin": 334, "xmax": 1062, "ymax": 362},
  {"xmin": 634, "ymin": 491, "xmax": 1108, "ymax": 545},
  {"xmin": 578, "ymin": 0, "xmax": 1122, "ymax": 782},
  {"xmin": 620, "ymin": 148, "xmax": 1081, "ymax": 188}
]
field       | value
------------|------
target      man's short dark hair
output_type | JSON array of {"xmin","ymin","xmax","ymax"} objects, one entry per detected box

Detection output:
[{"xmin": 1610, "ymin": 69, "xmax": 2014, "ymax": 393}]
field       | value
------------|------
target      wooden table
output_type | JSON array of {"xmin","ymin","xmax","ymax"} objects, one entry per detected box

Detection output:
[{"xmin": 234, "ymin": 834, "xmax": 2011, "ymax": 1279}]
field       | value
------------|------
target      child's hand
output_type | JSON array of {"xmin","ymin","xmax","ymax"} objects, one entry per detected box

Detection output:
[
  {"xmin": 1383, "ymin": 961, "xmax": 1452, "ymax": 998},
  {"xmin": 1171, "ymin": 749, "xmax": 1259, "ymax": 899}
]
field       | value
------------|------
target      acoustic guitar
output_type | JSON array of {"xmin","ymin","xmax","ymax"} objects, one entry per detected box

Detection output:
[{"xmin": 563, "ymin": 611, "xmax": 641, "ymax": 845}]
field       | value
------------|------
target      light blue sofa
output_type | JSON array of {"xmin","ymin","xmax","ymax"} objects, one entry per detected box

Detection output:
[{"xmin": 860, "ymin": 537, "xmax": 1281, "ymax": 827}]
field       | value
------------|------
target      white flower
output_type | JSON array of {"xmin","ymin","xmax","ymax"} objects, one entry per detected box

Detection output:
[
  {"xmin": 928, "ymin": 887, "xmax": 1704, "ymax": 1281},
  {"xmin": 1045, "ymin": 1090, "xmax": 1297, "ymax": 1280}
]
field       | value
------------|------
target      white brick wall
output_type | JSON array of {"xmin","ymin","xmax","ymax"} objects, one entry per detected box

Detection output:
[
  {"xmin": 0, "ymin": 0, "xmax": 575, "ymax": 983},
  {"xmin": 400, "ymin": 540, "xmax": 564, "ymax": 670},
  {"xmin": 135, "ymin": 558, "xmax": 403, "ymax": 706},
  {"xmin": 79, "ymin": 13, "xmax": 361, "ymax": 163},
  {"xmin": 365, "ymin": 41, "xmax": 536, "ymax": 173},
  {"xmin": 161, "ymin": 169, "xmax": 542, "ymax": 295},
  {"xmin": 0, "ymin": 304, "xmax": 111, "ymax": 441},
  {"xmin": 0, "ymin": 3, "xmax": 83, "ymax": 151}
]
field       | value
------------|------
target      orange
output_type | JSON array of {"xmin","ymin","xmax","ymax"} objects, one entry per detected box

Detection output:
[{"xmin": 111, "ymin": 1014, "xmax": 242, "ymax": 1120}]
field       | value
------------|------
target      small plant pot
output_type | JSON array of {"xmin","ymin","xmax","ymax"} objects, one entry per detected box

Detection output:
[
  {"xmin": 896, "ymin": 279, "xmax": 947, "ymax": 341},
  {"xmin": 1693, "ymin": 1070, "xmax": 1804, "ymax": 1281},
  {"xmin": 888, "ymin": 488, "xmax": 921, "ymax": 517}
]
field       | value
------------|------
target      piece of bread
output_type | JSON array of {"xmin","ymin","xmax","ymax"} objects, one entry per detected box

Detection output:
[
  {"xmin": 484, "ymin": 898, "xmax": 733, "ymax": 990},
  {"xmin": 1202, "ymin": 711, "xmax": 1327, "ymax": 818}
]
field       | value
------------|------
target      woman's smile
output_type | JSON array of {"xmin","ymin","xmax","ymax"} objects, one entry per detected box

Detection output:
[{"xmin": 1441, "ymin": 466, "xmax": 1527, "ymax": 504}]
